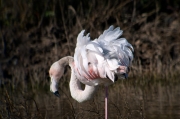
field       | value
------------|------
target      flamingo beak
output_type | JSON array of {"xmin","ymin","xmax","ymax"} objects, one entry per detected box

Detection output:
[
  {"xmin": 54, "ymin": 91, "xmax": 60, "ymax": 97},
  {"xmin": 50, "ymin": 77, "xmax": 60, "ymax": 97}
]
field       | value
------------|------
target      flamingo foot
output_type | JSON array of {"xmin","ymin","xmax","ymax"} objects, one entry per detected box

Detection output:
[{"xmin": 117, "ymin": 66, "xmax": 128, "ymax": 79}]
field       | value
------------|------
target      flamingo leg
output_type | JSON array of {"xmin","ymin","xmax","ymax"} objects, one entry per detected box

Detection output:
[{"xmin": 105, "ymin": 86, "xmax": 108, "ymax": 119}]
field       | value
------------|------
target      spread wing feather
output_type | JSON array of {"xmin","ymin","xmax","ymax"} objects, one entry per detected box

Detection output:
[{"xmin": 74, "ymin": 25, "xmax": 134, "ymax": 82}]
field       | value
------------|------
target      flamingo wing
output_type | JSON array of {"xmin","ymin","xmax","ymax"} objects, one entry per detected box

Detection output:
[
  {"xmin": 95, "ymin": 25, "xmax": 134, "ymax": 67},
  {"xmin": 74, "ymin": 25, "xmax": 134, "ymax": 85}
]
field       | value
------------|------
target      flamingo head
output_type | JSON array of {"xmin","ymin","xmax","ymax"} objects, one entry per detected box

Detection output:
[{"xmin": 49, "ymin": 61, "xmax": 65, "ymax": 97}]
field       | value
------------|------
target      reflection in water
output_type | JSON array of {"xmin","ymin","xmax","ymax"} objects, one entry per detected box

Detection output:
[
  {"xmin": 1, "ymin": 81, "xmax": 180, "ymax": 119},
  {"xmin": 144, "ymin": 83, "xmax": 180, "ymax": 119}
]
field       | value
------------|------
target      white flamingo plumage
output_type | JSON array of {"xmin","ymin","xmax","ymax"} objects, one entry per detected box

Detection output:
[{"xmin": 49, "ymin": 25, "xmax": 134, "ymax": 119}]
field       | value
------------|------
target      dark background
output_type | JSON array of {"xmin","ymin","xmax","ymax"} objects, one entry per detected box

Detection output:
[
  {"xmin": 0, "ymin": 0, "xmax": 180, "ymax": 118},
  {"xmin": 0, "ymin": 0, "xmax": 180, "ymax": 83}
]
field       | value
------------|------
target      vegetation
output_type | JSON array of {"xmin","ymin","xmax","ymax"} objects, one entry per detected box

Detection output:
[{"xmin": 0, "ymin": 0, "xmax": 180, "ymax": 118}]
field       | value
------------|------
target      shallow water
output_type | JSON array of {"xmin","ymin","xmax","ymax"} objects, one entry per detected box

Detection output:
[{"xmin": 1, "ymin": 81, "xmax": 180, "ymax": 119}]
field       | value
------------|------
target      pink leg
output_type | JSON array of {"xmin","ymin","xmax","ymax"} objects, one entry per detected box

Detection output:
[{"xmin": 105, "ymin": 86, "xmax": 108, "ymax": 119}]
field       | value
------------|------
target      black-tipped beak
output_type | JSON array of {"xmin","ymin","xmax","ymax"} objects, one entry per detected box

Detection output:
[
  {"xmin": 54, "ymin": 91, "xmax": 60, "ymax": 97},
  {"xmin": 123, "ymin": 73, "xmax": 128, "ymax": 79}
]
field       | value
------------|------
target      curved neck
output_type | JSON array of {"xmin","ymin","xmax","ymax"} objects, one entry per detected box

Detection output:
[
  {"xmin": 50, "ymin": 56, "xmax": 74, "ymax": 93},
  {"xmin": 57, "ymin": 56, "xmax": 74, "ymax": 67},
  {"xmin": 56, "ymin": 56, "xmax": 97, "ymax": 103},
  {"xmin": 69, "ymin": 67, "xmax": 97, "ymax": 103}
]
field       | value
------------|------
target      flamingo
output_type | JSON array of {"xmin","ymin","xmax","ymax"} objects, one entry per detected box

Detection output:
[{"xmin": 49, "ymin": 25, "xmax": 134, "ymax": 119}]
